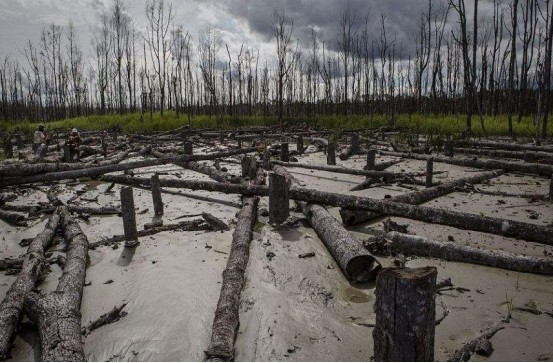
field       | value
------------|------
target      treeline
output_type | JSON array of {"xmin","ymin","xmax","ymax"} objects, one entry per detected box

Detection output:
[{"xmin": 0, "ymin": 0, "xmax": 552, "ymax": 138}]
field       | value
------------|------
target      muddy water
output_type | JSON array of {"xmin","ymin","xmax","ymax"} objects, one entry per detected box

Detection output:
[{"xmin": 0, "ymin": 144, "xmax": 552, "ymax": 361}]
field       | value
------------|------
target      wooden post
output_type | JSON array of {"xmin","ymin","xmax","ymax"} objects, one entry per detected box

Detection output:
[
  {"xmin": 120, "ymin": 187, "xmax": 138, "ymax": 247},
  {"xmin": 101, "ymin": 134, "xmax": 108, "ymax": 156},
  {"xmin": 219, "ymin": 131, "xmax": 224, "ymax": 144},
  {"xmin": 373, "ymin": 267, "xmax": 437, "ymax": 362},
  {"xmin": 63, "ymin": 145, "xmax": 71, "ymax": 163},
  {"xmin": 3, "ymin": 138, "xmax": 13, "ymax": 159},
  {"xmin": 112, "ymin": 130, "xmax": 117, "ymax": 142},
  {"xmin": 151, "ymin": 175, "xmax": 164, "ymax": 216},
  {"xmin": 445, "ymin": 140, "xmax": 454, "ymax": 157},
  {"xmin": 297, "ymin": 136, "xmax": 304, "ymax": 155},
  {"xmin": 327, "ymin": 142, "xmax": 336, "ymax": 165},
  {"xmin": 237, "ymin": 139, "xmax": 242, "ymax": 149},
  {"xmin": 550, "ymin": 175, "xmax": 553, "ymax": 201},
  {"xmin": 351, "ymin": 133, "xmax": 360, "ymax": 154},
  {"xmin": 184, "ymin": 142, "xmax": 193, "ymax": 155},
  {"xmin": 426, "ymin": 158, "xmax": 434, "ymax": 188},
  {"xmin": 269, "ymin": 173, "xmax": 289, "ymax": 224},
  {"xmin": 263, "ymin": 151, "xmax": 271, "ymax": 170},
  {"xmin": 366, "ymin": 149, "xmax": 376, "ymax": 170},
  {"xmin": 281, "ymin": 142, "xmax": 289, "ymax": 162}
]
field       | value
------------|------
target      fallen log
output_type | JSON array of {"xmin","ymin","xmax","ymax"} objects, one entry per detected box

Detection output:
[
  {"xmin": 205, "ymin": 171, "xmax": 263, "ymax": 361},
  {"xmin": 0, "ymin": 209, "xmax": 26, "ymax": 226},
  {"xmin": 98, "ymin": 174, "xmax": 553, "ymax": 244},
  {"xmin": 272, "ymin": 160, "xmax": 421, "ymax": 178},
  {"xmin": 0, "ymin": 148, "xmax": 257, "ymax": 188},
  {"xmin": 24, "ymin": 208, "xmax": 88, "ymax": 361},
  {"xmin": 0, "ymin": 211, "xmax": 61, "ymax": 359},
  {"xmin": 456, "ymin": 139, "xmax": 553, "ymax": 153},
  {"xmin": 202, "ymin": 213, "xmax": 230, "ymax": 231},
  {"xmin": 386, "ymin": 231, "xmax": 553, "ymax": 275},
  {"xmin": 89, "ymin": 218, "xmax": 210, "ymax": 248},
  {"xmin": 379, "ymin": 150, "xmax": 553, "ymax": 177},
  {"xmin": 456, "ymin": 147, "xmax": 553, "ymax": 164},
  {"xmin": 340, "ymin": 169, "xmax": 505, "ymax": 225},
  {"xmin": 274, "ymin": 165, "xmax": 381, "ymax": 283},
  {"xmin": 1, "ymin": 204, "xmax": 120, "ymax": 216}
]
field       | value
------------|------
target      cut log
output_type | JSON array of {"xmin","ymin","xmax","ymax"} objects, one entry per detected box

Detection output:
[
  {"xmin": 24, "ymin": 208, "xmax": 88, "ymax": 361},
  {"xmin": 98, "ymin": 174, "xmax": 553, "ymax": 244},
  {"xmin": 385, "ymin": 231, "xmax": 553, "ymax": 275},
  {"xmin": 205, "ymin": 171, "xmax": 263, "ymax": 361},
  {"xmin": 379, "ymin": 150, "xmax": 553, "ymax": 176},
  {"xmin": 373, "ymin": 267, "xmax": 437, "ymax": 362},
  {"xmin": 274, "ymin": 165, "xmax": 381, "ymax": 282},
  {"xmin": 340, "ymin": 169, "xmax": 506, "ymax": 225},
  {"xmin": 0, "ymin": 148, "xmax": 256, "ymax": 187},
  {"xmin": 89, "ymin": 219, "xmax": 209, "ymax": 248},
  {"xmin": 0, "ymin": 209, "xmax": 26, "ymax": 226},
  {"xmin": 0, "ymin": 211, "xmax": 61, "ymax": 359}
]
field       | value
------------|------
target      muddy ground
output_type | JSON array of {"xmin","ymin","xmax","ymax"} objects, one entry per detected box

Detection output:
[{"xmin": 1, "ymin": 141, "xmax": 552, "ymax": 361}]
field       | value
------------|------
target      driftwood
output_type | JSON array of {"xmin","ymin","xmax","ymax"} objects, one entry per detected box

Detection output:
[
  {"xmin": 386, "ymin": 231, "xmax": 553, "ymax": 275},
  {"xmin": 0, "ymin": 209, "xmax": 26, "ymax": 226},
  {"xmin": 379, "ymin": 150, "xmax": 553, "ymax": 176},
  {"xmin": 81, "ymin": 304, "xmax": 127, "ymax": 337},
  {"xmin": 205, "ymin": 171, "xmax": 264, "ymax": 361},
  {"xmin": 24, "ymin": 208, "xmax": 88, "ymax": 361},
  {"xmin": 89, "ymin": 218, "xmax": 210, "ymax": 248},
  {"xmin": 202, "ymin": 213, "xmax": 230, "ymax": 231},
  {"xmin": 0, "ymin": 148, "xmax": 257, "ymax": 187},
  {"xmin": 340, "ymin": 169, "xmax": 505, "ymax": 225},
  {"xmin": 373, "ymin": 267, "xmax": 437, "ymax": 361},
  {"xmin": 98, "ymin": 175, "xmax": 553, "ymax": 244},
  {"xmin": 449, "ymin": 321, "xmax": 506, "ymax": 361},
  {"xmin": 0, "ymin": 211, "xmax": 61, "ymax": 359},
  {"xmin": 274, "ymin": 165, "xmax": 381, "ymax": 282}
]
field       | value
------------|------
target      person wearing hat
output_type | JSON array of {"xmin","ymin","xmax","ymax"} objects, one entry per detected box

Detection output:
[
  {"xmin": 33, "ymin": 125, "xmax": 47, "ymax": 156},
  {"xmin": 66, "ymin": 128, "xmax": 82, "ymax": 161}
]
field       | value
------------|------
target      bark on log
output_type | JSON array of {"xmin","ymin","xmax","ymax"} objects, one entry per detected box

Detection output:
[
  {"xmin": 98, "ymin": 174, "xmax": 553, "ymax": 244},
  {"xmin": 24, "ymin": 208, "xmax": 88, "ymax": 361},
  {"xmin": 202, "ymin": 213, "xmax": 230, "ymax": 231},
  {"xmin": 385, "ymin": 231, "xmax": 553, "ymax": 275},
  {"xmin": 379, "ymin": 150, "xmax": 553, "ymax": 176},
  {"xmin": 340, "ymin": 169, "xmax": 505, "ymax": 225},
  {"xmin": 89, "ymin": 219, "xmax": 209, "ymax": 248},
  {"xmin": 269, "ymin": 173, "xmax": 289, "ymax": 224},
  {"xmin": 0, "ymin": 148, "xmax": 256, "ymax": 187},
  {"xmin": 0, "ymin": 211, "xmax": 61, "ymax": 359},
  {"xmin": 373, "ymin": 267, "xmax": 437, "ymax": 362},
  {"xmin": 274, "ymin": 165, "xmax": 381, "ymax": 282},
  {"xmin": 0, "ymin": 209, "xmax": 26, "ymax": 226}
]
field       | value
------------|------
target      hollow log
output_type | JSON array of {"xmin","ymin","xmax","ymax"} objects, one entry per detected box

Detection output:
[
  {"xmin": 0, "ymin": 211, "xmax": 61, "ymax": 359},
  {"xmin": 379, "ymin": 150, "xmax": 553, "ymax": 177},
  {"xmin": 0, "ymin": 209, "xmax": 26, "ymax": 226},
  {"xmin": 385, "ymin": 231, "xmax": 553, "ymax": 275},
  {"xmin": 373, "ymin": 267, "xmax": 437, "ymax": 361},
  {"xmin": 340, "ymin": 169, "xmax": 505, "ymax": 225},
  {"xmin": 98, "ymin": 174, "xmax": 553, "ymax": 244},
  {"xmin": 24, "ymin": 208, "xmax": 88, "ymax": 361},
  {"xmin": 0, "ymin": 148, "xmax": 256, "ymax": 187},
  {"xmin": 274, "ymin": 165, "xmax": 381, "ymax": 282}
]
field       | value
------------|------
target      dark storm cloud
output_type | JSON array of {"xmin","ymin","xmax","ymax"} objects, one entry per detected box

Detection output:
[{"xmin": 217, "ymin": 0, "xmax": 450, "ymax": 57}]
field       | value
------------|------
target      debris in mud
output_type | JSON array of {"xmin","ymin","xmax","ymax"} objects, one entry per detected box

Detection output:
[
  {"xmin": 266, "ymin": 251, "xmax": 276, "ymax": 261},
  {"xmin": 81, "ymin": 303, "xmax": 128, "ymax": 337},
  {"xmin": 104, "ymin": 279, "xmax": 114, "ymax": 284},
  {"xmin": 298, "ymin": 252, "xmax": 315, "ymax": 259},
  {"xmin": 474, "ymin": 338, "xmax": 494, "ymax": 357},
  {"xmin": 383, "ymin": 218, "xmax": 409, "ymax": 233}
]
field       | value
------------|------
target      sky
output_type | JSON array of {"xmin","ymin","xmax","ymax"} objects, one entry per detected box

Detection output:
[{"xmin": 0, "ymin": 0, "xmax": 499, "ymax": 67}]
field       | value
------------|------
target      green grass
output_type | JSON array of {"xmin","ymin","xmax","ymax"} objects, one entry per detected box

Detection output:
[{"xmin": 0, "ymin": 111, "xmax": 548, "ymax": 138}]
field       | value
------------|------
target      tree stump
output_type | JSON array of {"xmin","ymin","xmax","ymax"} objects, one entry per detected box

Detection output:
[
  {"xmin": 366, "ymin": 149, "xmax": 376, "ymax": 170},
  {"xmin": 327, "ymin": 142, "xmax": 336, "ymax": 165},
  {"xmin": 297, "ymin": 136, "xmax": 304, "ymax": 155},
  {"xmin": 281, "ymin": 142, "xmax": 289, "ymax": 162},
  {"xmin": 151, "ymin": 174, "xmax": 164, "ymax": 216},
  {"xmin": 445, "ymin": 140, "xmax": 454, "ymax": 157},
  {"xmin": 241, "ymin": 156, "xmax": 258, "ymax": 179},
  {"xmin": 426, "ymin": 158, "xmax": 434, "ymax": 188},
  {"xmin": 352, "ymin": 133, "xmax": 360, "ymax": 154},
  {"xmin": 269, "ymin": 173, "xmax": 289, "ymax": 224},
  {"xmin": 550, "ymin": 175, "xmax": 553, "ymax": 201},
  {"xmin": 263, "ymin": 151, "xmax": 271, "ymax": 170},
  {"xmin": 184, "ymin": 142, "xmax": 193, "ymax": 155},
  {"xmin": 373, "ymin": 267, "xmax": 437, "ymax": 362},
  {"xmin": 63, "ymin": 145, "xmax": 71, "ymax": 163},
  {"xmin": 120, "ymin": 187, "xmax": 138, "ymax": 247}
]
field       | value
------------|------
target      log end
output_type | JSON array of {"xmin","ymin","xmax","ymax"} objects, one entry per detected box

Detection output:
[{"xmin": 346, "ymin": 255, "xmax": 382, "ymax": 283}]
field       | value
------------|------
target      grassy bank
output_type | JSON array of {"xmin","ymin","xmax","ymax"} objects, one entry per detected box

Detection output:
[{"xmin": 0, "ymin": 111, "xmax": 548, "ymax": 138}]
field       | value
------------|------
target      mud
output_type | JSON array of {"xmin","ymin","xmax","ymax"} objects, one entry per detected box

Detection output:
[{"xmin": 0, "ymin": 141, "xmax": 552, "ymax": 361}]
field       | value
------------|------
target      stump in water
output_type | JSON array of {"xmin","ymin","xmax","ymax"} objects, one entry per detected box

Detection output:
[
  {"xmin": 327, "ymin": 142, "xmax": 336, "ymax": 165},
  {"xmin": 281, "ymin": 142, "xmax": 289, "ymax": 162},
  {"xmin": 373, "ymin": 267, "xmax": 437, "ymax": 362},
  {"xmin": 151, "ymin": 174, "xmax": 164, "ymax": 216},
  {"xmin": 184, "ymin": 142, "xmax": 193, "ymax": 155},
  {"xmin": 120, "ymin": 187, "xmax": 138, "ymax": 247},
  {"xmin": 352, "ymin": 133, "xmax": 360, "ymax": 154},
  {"xmin": 426, "ymin": 158, "xmax": 434, "ymax": 188},
  {"xmin": 297, "ymin": 136, "xmax": 304, "ymax": 155},
  {"xmin": 269, "ymin": 173, "xmax": 289, "ymax": 224}
]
